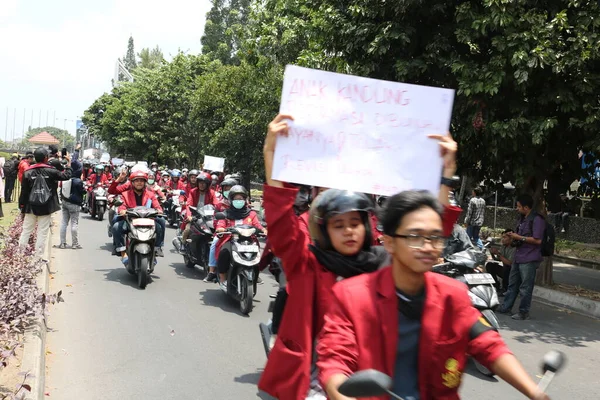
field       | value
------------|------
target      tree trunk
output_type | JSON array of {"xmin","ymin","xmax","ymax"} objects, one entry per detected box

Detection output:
[{"xmin": 535, "ymin": 257, "xmax": 553, "ymax": 286}]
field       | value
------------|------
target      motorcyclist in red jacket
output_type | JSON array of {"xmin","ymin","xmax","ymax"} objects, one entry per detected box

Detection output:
[{"xmin": 318, "ymin": 189, "xmax": 550, "ymax": 400}]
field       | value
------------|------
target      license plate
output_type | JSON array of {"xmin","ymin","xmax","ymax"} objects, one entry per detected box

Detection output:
[
  {"xmin": 95, "ymin": 197, "xmax": 107, "ymax": 201},
  {"xmin": 237, "ymin": 244, "xmax": 259, "ymax": 253},
  {"xmin": 464, "ymin": 273, "xmax": 496, "ymax": 285},
  {"xmin": 204, "ymin": 210, "xmax": 214, "ymax": 216}
]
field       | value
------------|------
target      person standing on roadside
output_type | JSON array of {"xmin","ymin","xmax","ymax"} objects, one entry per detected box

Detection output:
[
  {"xmin": 57, "ymin": 144, "xmax": 84, "ymax": 249},
  {"xmin": 19, "ymin": 147, "xmax": 72, "ymax": 259},
  {"xmin": 0, "ymin": 157, "xmax": 5, "ymax": 218},
  {"xmin": 464, "ymin": 186, "xmax": 486, "ymax": 248},
  {"xmin": 498, "ymin": 194, "xmax": 545, "ymax": 320},
  {"xmin": 3, "ymin": 154, "xmax": 19, "ymax": 202},
  {"xmin": 18, "ymin": 151, "xmax": 34, "ymax": 183}
]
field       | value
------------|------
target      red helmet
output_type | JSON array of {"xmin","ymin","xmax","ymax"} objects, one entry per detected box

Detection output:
[
  {"xmin": 129, "ymin": 171, "xmax": 148, "ymax": 182},
  {"xmin": 198, "ymin": 172, "xmax": 212, "ymax": 185}
]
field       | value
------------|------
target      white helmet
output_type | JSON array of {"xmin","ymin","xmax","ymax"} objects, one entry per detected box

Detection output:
[{"xmin": 130, "ymin": 163, "xmax": 150, "ymax": 174}]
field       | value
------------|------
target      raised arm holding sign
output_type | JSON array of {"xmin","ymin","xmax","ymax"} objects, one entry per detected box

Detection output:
[{"xmin": 270, "ymin": 65, "xmax": 456, "ymax": 197}]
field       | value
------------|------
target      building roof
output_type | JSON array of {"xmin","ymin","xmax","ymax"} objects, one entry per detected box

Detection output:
[{"xmin": 28, "ymin": 131, "xmax": 60, "ymax": 145}]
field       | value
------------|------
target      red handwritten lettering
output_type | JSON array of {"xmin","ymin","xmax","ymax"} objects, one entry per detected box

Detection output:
[
  {"xmin": 289, "ymin": 79, "xmax": 328, "ymax": 98},
  {"xmin": 280, "ymin": 155, "xmax": 326, "ymax": 173}
]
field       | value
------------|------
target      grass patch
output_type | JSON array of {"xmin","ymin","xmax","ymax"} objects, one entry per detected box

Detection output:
[
  {"xmin": 555, "ymin": 239, "xmax": 600, "ymax": 262},
  {"xmin": 0, "ymin": 201, "xmax": 20, "ymax": 228}
]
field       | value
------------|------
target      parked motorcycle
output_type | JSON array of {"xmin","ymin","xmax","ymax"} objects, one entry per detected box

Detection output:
[
  {"xmin": 432, "ymin": 243, "xmax": 499, "ymax": 376},
  {"xmin": 337, "ymin": 351, "xmax": 566, "ymax": 399},
  {"xmin": 173, "ymin": 204, "xmax": 216, "ymax": 273},
  {"xmin": 124, "ymin": 206, "xmax": 160, "ymax": 289},
  {"xmin": 215, "ymin": 212, "xmax": 263, "ymax": 315},
  {"xmin": 90, "ymin": 184, "xmax": 108, "ymax": 221}
]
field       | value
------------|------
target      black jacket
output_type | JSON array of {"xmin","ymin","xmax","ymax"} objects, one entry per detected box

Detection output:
[{"xmin": 20, "ymin": 163, "xmax": 72, "ymax": 215}]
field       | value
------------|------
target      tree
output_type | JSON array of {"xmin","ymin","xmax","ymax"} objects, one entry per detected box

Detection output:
[
  {"xmin": 201, "ymin": 0, "xmax": 251, "ymax": 65},
  {"xmin": 23, "ymin": 126, "xmax": 75, "ymax": 150},
  {"xmin": 124, "ymin": 36, "xmax": 137, "ymax": 71},
  {"xmin": 138, "ymin": 46, "xmax": 164, "ymax": 70},
  {"xmin": 192, "ymin": 61, "xmax": 282, "ymax": 183}
]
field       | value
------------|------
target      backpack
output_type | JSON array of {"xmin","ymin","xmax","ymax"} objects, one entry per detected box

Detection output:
[
  {"xmin": 28, "ymin": 171, "xmax": 52, "ymax": 207},
  {"xmin": 61, "ymin": 179, "xmax": 72, "ymax": 199},
  {"xmin": 3, "ymin": 160, "xmax": 15, "ymax": 177},
  {"xmin": 527, "ymin": 216, "xmax": 556, "ymax": 257}
]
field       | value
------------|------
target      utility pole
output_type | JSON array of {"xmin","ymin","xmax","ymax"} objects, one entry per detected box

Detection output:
[
  {"xmin": 4, "ymin": 107, "xmax": 7, "ymax": 142},
  {"xmin": 63, "ymin": 118, "xmax": 67, "ymax": 148},
  {"xmin": 30, "ymin": 109, "xmax": 33, "ymax": 130},
  {"xmin": 21, "ymin": 108, "xmax": 26, "ymax": 139},
  {"xmin": 38, "ymin": 109, "xmax": 41, "ymax": 127},
  {"xmin": 12, "ymin": 108, "xmax": 16, "ymax": 144},
  {"xmin": 46, "ymin": 110, "xmax": 49, "ymax": 126}
]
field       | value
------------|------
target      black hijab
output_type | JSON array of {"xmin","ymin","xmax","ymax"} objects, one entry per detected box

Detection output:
[
  {"xmin": 309, "ymin": 244, "xmax": 389, "ymax": 279},
  {"xmin": 225, "ymin": 204, "xmax": 252, "ymax": 220}
]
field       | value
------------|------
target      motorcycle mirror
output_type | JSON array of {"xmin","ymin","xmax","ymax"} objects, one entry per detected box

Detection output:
[
  {"xmin": 338, "ymin": 370, "xmax": 395, "ymax": 398},
  {"xmin": 215, "ymin": 212, "xmax": 226, "ymax": 220},
  {"xmin": 542, "ymin": 350, "xmax": 566, "ymax": 374}
]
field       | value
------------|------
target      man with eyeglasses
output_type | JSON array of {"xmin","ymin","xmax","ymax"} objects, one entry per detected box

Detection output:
[{"xmin": 317, "ymin": 190, "xmax": 550, "ymax": 400}]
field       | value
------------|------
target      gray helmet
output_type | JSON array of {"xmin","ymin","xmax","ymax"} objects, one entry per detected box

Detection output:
[{"xmin": 228, "ymin": 185, "xmax": 248, "ymax": 202}]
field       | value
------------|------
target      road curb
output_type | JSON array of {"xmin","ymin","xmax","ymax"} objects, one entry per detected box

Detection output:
[
  {"xmin": 553, "ymin": 254, "xmax": 600, "ymax": 270},
  {"xmin": 20, "ymin": 218, "xmax": 53, "ymax": 400},
  {"xmin": 533, "ymin": 285, "xmax": 600, "ymax": 319}
]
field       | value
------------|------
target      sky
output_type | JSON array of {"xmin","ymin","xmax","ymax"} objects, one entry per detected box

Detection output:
[{"xmin": 0, "ymin": 0, "xmax": 212, "ymax": 142}]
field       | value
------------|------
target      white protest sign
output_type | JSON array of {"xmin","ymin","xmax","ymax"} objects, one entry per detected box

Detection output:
[
  {"xmin": 83, "ymin": 149, "xmax": 95, "ymax": 159},
  {"xmin": 272, "ymin": 65, "xmax": 455, "ymax": 196},
  {"xmin": 203, "ymin": 155, "xmax": 225, "ymax": 172}
]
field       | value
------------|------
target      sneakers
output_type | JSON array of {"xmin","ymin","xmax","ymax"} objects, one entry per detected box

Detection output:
[
  {"xmin": 496, "ymin": 308, "xmax": 512, "ymax": 315},
  {"xmin": 203, "ymin": 272, "xmax": 218, "ymax": 283},
  {"xmin": 257, "ymin": 276, "xmax": 264, "ymax": 285},
  {"xmin": 155, "ymin": 247, "xmax": 164, "ymax": 257},
  {"xmin": 122, "ymin": 256, "xmax": 129, "ymax": 266},
  {"xmin": 219, "ymin": 281, "xmax": 228, "ymax": 292},
  {"xmin": 511, "ymin": 312, "xmax": 530, "ymax": 320},
  {"xmin": 54, "ymin": 243, "xmax": 68, "ymax": 249},
  {"xmin": 72, "ymin": 244, "xmax": 82, "ymax": 250}
]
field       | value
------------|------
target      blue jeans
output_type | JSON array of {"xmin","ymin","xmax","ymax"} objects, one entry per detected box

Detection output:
[
  {"xmin": 466, "ymin": 225, "xmax": 483, "ymax": 249},
  {"xmin": 112, "ymin": 218, "xmax": 165, "ymax": 253},
  {"xmin": 500, "ymin": 262, "xmax": 540, "ymax": 314},
  {"xmin": 208, "ymin": 236, "xmax": 219, "ymax": 267}
]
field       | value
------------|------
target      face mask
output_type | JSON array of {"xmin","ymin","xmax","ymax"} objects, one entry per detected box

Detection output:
[
  {"xmin": 294, "ymin": 192, "xmax": 310, "ymax": 207},
  {"xmin": 148, "ymin": 179, "xmax": 155, "ymax": 185},
  {"xmin": 232, "ymin": 199, "xmax": 245, "ymax": 209},
  {"xmin": 223, "ymin": 190, "xmax": 230, "ymax": 198}
]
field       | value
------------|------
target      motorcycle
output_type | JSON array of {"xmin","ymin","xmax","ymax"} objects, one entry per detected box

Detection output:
[
  {"xmin": 90, "ymin": 184, "xmax": 108, "ymax": 221},
  {"xmin": 107, "ymin": 194, "xmax": 123, "ymax": 238},
  {"xmin": 173, "ymin": 204, "xmax": 216, "ymax": 273},
  {"xmin": 337, "ymin": 351, "xmax": 566, "ymax": 399},
  {"xmin": 259, "ymin": 243, "xmax": 286, "ymax": 356},
  {"xmin": 215, "ymin": 212, "xmax": 263, "ymax": 315},
  {"xmin": 166, "ymin": 190, "xmax": 185, "ymax": 227},
  {"xmin": 123, "ymin": 206, "xmax": 160, "ymax": 289},
  {"xmin": 432, "ymin": 243, "xmax": 500, "ymax": 376}
]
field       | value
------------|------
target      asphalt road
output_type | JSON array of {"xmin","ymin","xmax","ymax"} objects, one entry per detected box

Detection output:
[{"xmin": 45, "ymin": 214, "xmax": 600, "ymax": 399}]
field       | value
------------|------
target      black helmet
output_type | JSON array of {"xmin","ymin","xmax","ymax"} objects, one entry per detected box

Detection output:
[
  {"xmin": 309, "ymin": 189, "xmax": 373, "ymax": 251},
  {"xmin": 230, "ymin": 173, "xmax": 242, "ymax": 184},
  {"xmin": 228, "ymin": 185, "xmax": 248, "ymax": 202},
  {"xmin": 221, "ymin": 178, "xmax": 237, "ymax": 189},
  {"xmin": 188, "ymin": 169, "xmax": 199, "ymax": 177}
]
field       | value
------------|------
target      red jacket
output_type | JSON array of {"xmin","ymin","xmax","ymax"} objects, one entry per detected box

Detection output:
[
  {"xmin": 214, "ymin": 210, "xmax": 264, "ymax": 259},
  {"xmin": 114, "ymin": 183, "xmax": 163, "ymax": 214},
  {"xmin": 370, "ymin": 213, "xmax": 383, "ymax": 244},
  {"xmin": 17, "ymin": 159, "xmax": 30, "ymax": 182},
  {"xmin": 108, "ymin": 180, "xmax": 166, "ymax": 201},
  {"xmin": 166, "ymin": 179, "xmax": 186, "ymax": 191},
  {"xmin": 87, "ymin": 173, "xmax": 110, "ymax": 187},
  {"xmin": 258, "ymin": 185, "xmax": 461, "ymax": 400},
  {"xmin": 317, "ymin": 267, "xmax": 511, "ymax": 400},
  {"xmin": 184, "ymin": 187, "xmax": 219, "ymax": 215}
]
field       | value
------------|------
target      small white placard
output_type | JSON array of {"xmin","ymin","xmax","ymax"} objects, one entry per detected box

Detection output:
[{"xmin": 204, "ymin": 155, "xmax": 225, "ymax": 172}]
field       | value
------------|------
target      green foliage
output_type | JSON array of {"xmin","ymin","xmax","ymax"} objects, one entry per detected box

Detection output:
[
  {"xmin": 124, "ymin": 36, "xmax": 137, "ymax": 72},
  {"xmin": 249, "ymin": 0, "xmax": 600, "ymax": 191},
  {"xmin": 201, "ymin": 0, "xmax": 251, "ymax": 65},
  {"xmin": 83, "ymin": 0, "xmax": 600, "ymax": 191},
  {"xmin": 138, "ymin": 46, "xmax": 164, "ymax": 70}
]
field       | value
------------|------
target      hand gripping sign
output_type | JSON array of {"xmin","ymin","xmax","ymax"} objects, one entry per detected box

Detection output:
[{"xmin": 272, "ymin": 65, "xmax": 455, "ymax": 196}]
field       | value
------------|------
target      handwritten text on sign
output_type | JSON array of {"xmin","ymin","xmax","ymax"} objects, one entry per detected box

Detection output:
[{"xmin": 272, "ymin": 65, "xmax": 455, "ymax": 196}]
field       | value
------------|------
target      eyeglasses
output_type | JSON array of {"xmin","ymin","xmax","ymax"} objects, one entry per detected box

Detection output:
[{"xmin": 390, "ymin": 233, "xmax": 447, "ymax": 249}]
